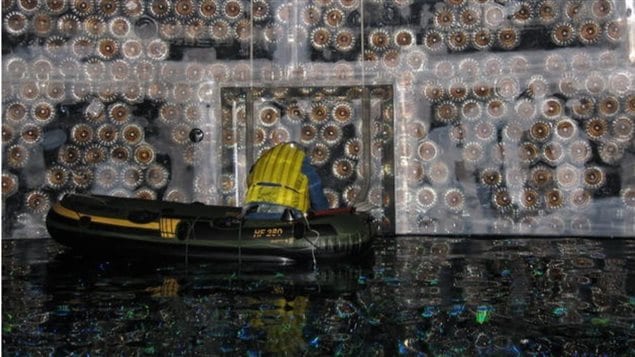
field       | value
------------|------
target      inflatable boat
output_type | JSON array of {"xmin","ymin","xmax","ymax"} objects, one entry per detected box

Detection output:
[{"xmin": 46, "ymin": 193, "xmax": 376, "ymax": 264}]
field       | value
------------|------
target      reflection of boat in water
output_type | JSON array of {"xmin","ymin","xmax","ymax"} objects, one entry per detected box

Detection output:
[
  {"xmin": 141, "ymin": 261, "xmax": 373, "ymax": 297},
  {"xmin": 46, "ymin": 193, "xmax": 376, "ymax": 264}
]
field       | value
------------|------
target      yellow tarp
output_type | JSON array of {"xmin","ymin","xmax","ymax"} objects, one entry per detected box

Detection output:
[{"xmin": 245, "ymin": 143, "xmax": 310, "ymax": 213}]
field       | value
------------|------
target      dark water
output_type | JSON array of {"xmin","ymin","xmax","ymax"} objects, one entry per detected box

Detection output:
[{"xmin": 3, "ymin": 237, "xmax": 635, "ymax": 356}]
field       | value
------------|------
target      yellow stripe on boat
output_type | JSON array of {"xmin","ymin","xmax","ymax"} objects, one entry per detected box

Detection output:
[{"xmin": 52, "ymin": 202, "xmax": 180, "ymax": 239}]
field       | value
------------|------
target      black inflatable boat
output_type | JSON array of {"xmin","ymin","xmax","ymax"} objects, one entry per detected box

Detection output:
[{"xmin": 46, "ymin": 194, "xmax": 376, "ymax": 264}]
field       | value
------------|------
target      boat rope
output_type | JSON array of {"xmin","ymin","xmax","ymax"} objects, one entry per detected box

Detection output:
[
  {"xmin": 238, "ymin": 219, "xmax": 242, "ymax": 267},
  {"xmin": 184, "ymin": 215, "xmax": 202, "ymax": 267},
  {"xmin": 302, "ymin": 214, "xmax": 320, "ymax": 269},
  {"xmin": 238, "ymin": 215, "xmax": 244, "ymax": 269},
  {"xmin": 74, "ymin": 193, "xmax": 108, "ymax": 205},
  {"xmin": 185, "ymin": 230, "xmax": 189, "ymax": 266}
]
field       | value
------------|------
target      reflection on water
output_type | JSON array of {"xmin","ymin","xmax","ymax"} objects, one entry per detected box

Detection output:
[{"xmin": 3, "ymin": 237, "xmax": 634, "ymax": 355}]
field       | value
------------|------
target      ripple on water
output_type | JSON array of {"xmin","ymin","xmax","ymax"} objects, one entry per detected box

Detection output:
[{"xmin": 2, "ymin": 238, "xmax": 634, "ymax": 355}]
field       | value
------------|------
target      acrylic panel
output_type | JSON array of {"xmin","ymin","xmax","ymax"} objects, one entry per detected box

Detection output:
[{"xmin": 2, "ymin": 0, "xmax": 634, "ymax": 238}]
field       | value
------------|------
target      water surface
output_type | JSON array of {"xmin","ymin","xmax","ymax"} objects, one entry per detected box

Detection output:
[{"xmin": 3, "ymin": 237, "xmax": 634, "ymax": 355}]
